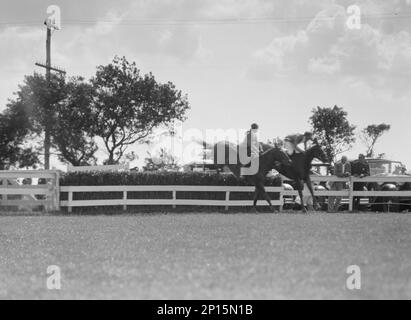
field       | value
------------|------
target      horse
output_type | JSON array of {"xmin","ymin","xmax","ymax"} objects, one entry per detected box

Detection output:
[
  {"xmin": 277, "ymin": 143, "xmax": 329, "ymax": 212},
  {"xmin": 204, "ymin": 140, "xmax": 292, "ymax": 212}
]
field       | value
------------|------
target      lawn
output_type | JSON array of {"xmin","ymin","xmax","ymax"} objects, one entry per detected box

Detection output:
[{"xmin": 0, "ymin": 213, "xmax": 410, "ymax": 299}]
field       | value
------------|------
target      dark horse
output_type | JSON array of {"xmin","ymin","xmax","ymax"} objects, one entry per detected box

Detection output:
[
  {"xmin": 277, "ymin": 143, "xmax": 328, "ymax": 212},
  {"xmin": 206, "ymin": 141, "xmax": 292, "ymax": 212}
]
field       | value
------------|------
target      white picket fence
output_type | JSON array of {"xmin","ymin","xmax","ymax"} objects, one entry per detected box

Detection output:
[
  {"xmin": 2, "ymin": 170, "xmax": 411, "ymax": 212},
  {"xmin": 0, "ymin": 170, "xmax": 60, "ymax": 212}
]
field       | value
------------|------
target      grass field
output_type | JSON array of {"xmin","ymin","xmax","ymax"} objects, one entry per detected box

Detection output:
[{"xmin": 0, "ymin": 212, "xmax": 410, "ymax": 299}]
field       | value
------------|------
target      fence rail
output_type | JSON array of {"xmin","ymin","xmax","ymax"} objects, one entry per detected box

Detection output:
[
  {"xmin": 0, "ymin": 170, "xmax": 60, "ymax": 212},
  {"xmin": 282, "ymin": 175, "xmax": 411, "ymax": 211},
  {"xmin": 2, "ymin": 171, "xmax": 411, "ymax": 212},
  {"xmin": 60, "ymin": 185, "xmax": 284, "ymax": 212}
]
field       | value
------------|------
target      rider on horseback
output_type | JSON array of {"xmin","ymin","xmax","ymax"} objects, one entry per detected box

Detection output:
[
  {"xmin": 284, "ymin": 131, "xmax": 313, "ymax": 156},
  {"xmin": 244, "ymin": 123, "xmax": 263, "ymax": 158},
  {"xmin": 240, "ymin": 123, "xmax": 263, "ymax": 175}
]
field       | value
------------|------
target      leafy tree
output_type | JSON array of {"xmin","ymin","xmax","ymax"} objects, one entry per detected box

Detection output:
[
  {"xmin": 309, "ymin": 105, "xmax": 356, "ymax": 162},
  {"xmin": 360, "ymin": 123, "xmax": 391, "ymax": 158},
  {"xmin": 13, "ymin": 73, "xmax": 98, "ymax": 166},
  {"xmin": 51, "ymin": 77, "xmax": 98, "ymax": 166},
  {"xmin": 17, "ymin": 72, "xmax": 66, "ymax": 136},
  {"xmin": 0, "ymin": 101, "xmax": 40, "ymax": 169},
  {"xmin": 90, "ymin": 56, "xmax": 190, "ymax": 164},
  {"xmin": 142, "ymin": 148, "xmax": 180, "ymax": 172}
]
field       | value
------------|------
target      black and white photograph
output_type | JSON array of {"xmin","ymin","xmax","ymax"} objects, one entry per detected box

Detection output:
[{"xmin": 0, "ymin": 0, "xmax": 411, "ymax": 305}]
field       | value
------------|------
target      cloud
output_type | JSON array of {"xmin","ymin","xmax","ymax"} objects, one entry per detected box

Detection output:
[
  {"xmin": 308, "ymin": 57, "xmax": 340, "ymax": 74},
  {"xmin": 67, "ymin": 2, "xmax": 204, "ymax": 62},
  {"xmin": 248, "ymin": 4, "xmax": 411, "ymax": 96},
  {"xmin": 202, "ymin": 0, "xmax": 277, "ymax": 19},
  {"xmin": 0, "ymin": 26, "xmax": 45, "ymax": 108}
]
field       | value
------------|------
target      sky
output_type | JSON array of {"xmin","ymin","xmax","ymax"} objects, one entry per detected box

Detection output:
[{"xmin": 1, "ymin": 0, "xmax": 411, "ymax": 169}]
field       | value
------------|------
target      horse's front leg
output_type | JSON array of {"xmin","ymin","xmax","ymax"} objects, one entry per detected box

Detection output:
[
  {"xmin": 253, "ymin": 186, "xmax": 260, "ymax": 213},
  {"xmin": 259, "ymin": 184, "xmax": 277, "ymax": 213}
]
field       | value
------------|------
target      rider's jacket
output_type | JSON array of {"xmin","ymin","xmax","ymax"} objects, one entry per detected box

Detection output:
[
  {"xmin": 244, "ymin": 130, "xmax": 260, "ymax": 158},
  {"xmin": 284, "ymin": 133, "xmax": 308, "ymax": 152}
]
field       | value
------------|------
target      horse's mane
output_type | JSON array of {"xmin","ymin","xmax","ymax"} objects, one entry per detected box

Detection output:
[{"xmin": 305, "ymin": 144, "xmax": 325, "ymax": 162}]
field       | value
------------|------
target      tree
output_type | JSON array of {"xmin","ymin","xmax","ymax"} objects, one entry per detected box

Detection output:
[
  {"xmin": 90, "ymin": 56, "xmax": 190, "ymax": 164},
  {"xmin": 142, "ymin": 148, "xmax": 181, "ymax": 172},
  {"xmin": 51, "ymin": 77, "xmax": 98, "ymax": 166},
  {"xmin": 0, "ymin": 101, "xmax": 40, "ymax": 169},
  {"xmin": 360, "ymin": 123, "xmax": 391, "ymax": 158},
  {"xmin": 309, "ymin": 105, "xmax": 356, "ymax": 162},
  {"xmin": 13, "ymin": 73, "xmax": 98, "ymax": 166},
  {"xmin": 17, "ymin": 72, "xmax": 67, "ymax": 137}
]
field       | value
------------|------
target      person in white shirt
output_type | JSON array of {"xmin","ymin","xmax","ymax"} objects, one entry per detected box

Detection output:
[{"xmin": 328, "ymin": 155, "xmax": 351, "ymax": 212}]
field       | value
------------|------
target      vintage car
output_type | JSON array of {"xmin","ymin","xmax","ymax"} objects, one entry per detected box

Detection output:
[{"xmin": 361, "ymin": 158, "xmax": 410, "ymax": 212}]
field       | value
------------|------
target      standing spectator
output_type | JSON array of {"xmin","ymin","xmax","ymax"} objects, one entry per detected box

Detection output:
[
  {"xmin": 22, "ymin": 178, "xmax": 32, "ymax": 186},
  {"xmin": 351, "ymin": 154, "xmax": 370, "ymax": 211},
  {"xmin": 328, "ymin": 156, "xmax": 351, "ymax": 212}
]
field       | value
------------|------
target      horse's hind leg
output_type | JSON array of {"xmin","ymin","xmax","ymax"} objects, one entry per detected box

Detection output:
[
  {"xmin": 253, "ymin": 187, "xmax": 260, "ymax": 212},
  {"xmin": 263, "ymin": 192, "xmax": 278, "ymax": 213}
]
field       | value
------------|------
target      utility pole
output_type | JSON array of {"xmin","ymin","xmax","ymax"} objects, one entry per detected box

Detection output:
[
  {"xmin": 35, "ymin": 21, "xmax": 65, "ymax": 170},
  {"xmin": 44, "ymin": 27, "xmax": 52, "ymax": 170}
]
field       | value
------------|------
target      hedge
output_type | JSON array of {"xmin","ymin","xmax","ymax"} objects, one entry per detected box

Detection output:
[{"xmin": 60, "ymin": 171, "xmax": 282, "ymax": 186}]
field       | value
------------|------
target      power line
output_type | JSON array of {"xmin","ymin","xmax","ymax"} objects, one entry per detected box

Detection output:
[{"xmin": 1, "ymin": 12, "xmax": 411, "ymax": 27}]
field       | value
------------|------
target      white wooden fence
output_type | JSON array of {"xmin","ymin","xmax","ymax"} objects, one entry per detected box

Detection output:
[
  {"xmin": 60, "ymin": 185, "xmax": 284, "ymax": 212},
  {"xmin": 1, "ymin": 170, "xmax": 411, "ymax": 213},
  {"xmin": 282, "ymin": 175, "xmax": 411, "ymax": 211},
  {"xmin": 60, "ymin": 175, "xmax": 411, "ymax": 212},
  {"xmin": 0, "ymin": 170, "xmax": 60, "ymax": 212}
]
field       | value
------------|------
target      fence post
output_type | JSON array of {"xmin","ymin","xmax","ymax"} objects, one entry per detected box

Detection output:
[
  {"xmin": 172, "ymin": 190, "xmax": 176, "ymax": 209},
  {"xmin": 279, "ymin": 188, "xmax": 284, "ymax": 212},
  {"xmin": 225, "ymin": 191, "xmax": 230, "ymax": 211},
  {"xmin": 68, "ymin": 190, "xmax": 73, "ymax": 213},
  {"xmin": 1, "ymin": 177, "xmax": 7, "ymax": 202},
  {"xmin": 279, "ymin": 176, "xmax": 284, "ymax": 212},
  {"xmin": 55, "ymin": 170, "xmax": 60, "ymax": 212},
  {"xmin": 348, "ymin": 176, "xmax": 353, "ymax": 212},
  {"xmin": 123, "ymin": 188, "xmax": 127, "ymax": 211}
]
